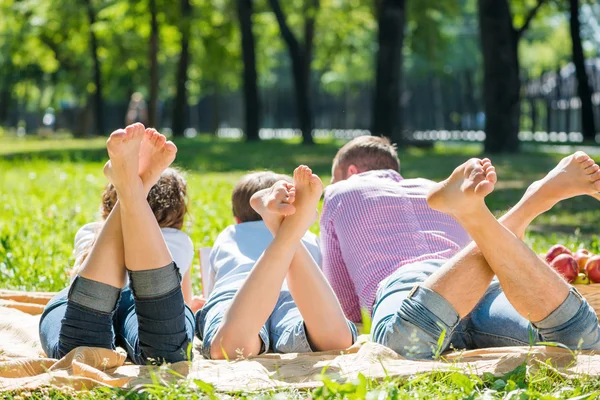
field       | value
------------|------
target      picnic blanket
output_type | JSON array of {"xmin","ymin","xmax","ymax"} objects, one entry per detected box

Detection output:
[{"xmin": 2, "ymin": 290, "xmax": 600, "ymax": 393}]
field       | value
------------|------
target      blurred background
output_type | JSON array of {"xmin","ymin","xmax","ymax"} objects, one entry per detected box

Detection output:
[{"xmin": 0, "ymin": 0, "xmax": 599, "ymax": 153}]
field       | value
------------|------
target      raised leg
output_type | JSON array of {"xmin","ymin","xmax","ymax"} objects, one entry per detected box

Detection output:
[
  {"xmin": 372, "ymin": 152, "xmax": 600, "ymax": 358},
  {"xmin": 54, "ymin": 125, "xmax": 174, "ymax": 358},
  {"xmin": 427, "ymin": 152, "xmax": 600, "ymax": 322},
  {"xmin": 105, "ymin": 127, "xmax": 191, "ymax": 364},
  {"xmin": 252, "ymin": 169, "xmax": 355, "ymax": 352}
]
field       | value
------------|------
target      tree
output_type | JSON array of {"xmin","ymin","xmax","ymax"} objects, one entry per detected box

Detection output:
[
  {"xmin": 371, "ymin": 0, "xmax": 406, "ymax": 144},
  {"xmin": 83, "ymin": 0, "xmax": 104, "ymax": 135},
  {"xmin": 148, "ymin": 0, "xmax": 159, "ymax": 127},
  {"xmin": 171, "ymin": 0, "xmax": 192, "ymax": 137},
  {"xmin": 237, "ymin": 0, "xmax": 260, "ymax": 141},
  {"xmin": 268, "ymin": 0, "xmax": 318, "ymax": 145},
  {"xmin": 479, "ymin": 0, "xmax": 548, "ymax": 153},
  {"xmin": 568, "ymin": 0, "xmax": 596, "ymax": 140}
]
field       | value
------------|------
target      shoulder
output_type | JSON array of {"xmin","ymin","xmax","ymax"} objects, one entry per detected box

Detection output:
[
  {"xmin": 74, "ymin": 222, "xmax": 101, "ymax": 244},
  {"xmin": 162, "ymin": 228, "xmax": 194, "ymax": 253}
]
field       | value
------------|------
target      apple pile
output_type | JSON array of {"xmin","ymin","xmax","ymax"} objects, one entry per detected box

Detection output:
[{"xmin": 544, "ymin": 244, "xmax": 600, "ymax": 284}]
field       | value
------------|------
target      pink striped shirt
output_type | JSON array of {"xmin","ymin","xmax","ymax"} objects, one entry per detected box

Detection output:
[{"xmin": 320, "ymin": 169, "xmax": 471, "ymax": 323}]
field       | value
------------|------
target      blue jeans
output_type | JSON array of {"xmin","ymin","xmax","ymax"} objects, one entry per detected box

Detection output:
[
  {"xmin": 39, "ymin": 263, "xmax": 195, "ymax": 365},
  {"xmin": 196, "ymin": 287, "xmax": 358, "ymax": 359},
  {"xmin": 371, "ymin": 260, "xmax": 600, "ymax": 360}
]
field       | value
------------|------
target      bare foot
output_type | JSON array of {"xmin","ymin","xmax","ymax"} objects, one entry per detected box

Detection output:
[
  {"xmin": 523, "ymin": 151, "xmax": 600, "ymax": 211},
  {"xmin": 138, "ymin": 128, "xmax": 178, "ymax": 189},
  {"xmin": 250, "ymin": 181, "xmax": 296, "ymax": 233},
  {"xmin": 103, "ymin": 123, "xmax": 145, "ymax": 193},
  {"xmin": 426, "ymin": 158, "xmax": 497, "ymax": 218},
  {"xmin": 288, "ymin": 165, "xmax": 323, "ymax": 231}
]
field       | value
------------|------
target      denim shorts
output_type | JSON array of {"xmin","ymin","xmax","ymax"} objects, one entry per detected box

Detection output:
[
  {"xmin": 371, "ymin": 260, "xmax": 600, "ymax": 359},
  {"xmin": 39, "ymin": 264, "xmax": 196, "ymax": 365},
  {"xmin": 196, "ymin": 287, "xmax": 358, "ymax": 359}
]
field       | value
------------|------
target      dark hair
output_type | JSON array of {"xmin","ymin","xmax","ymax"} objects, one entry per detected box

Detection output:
[
  {"xmin": 101, "ymin": 167, "xmax": 188, "ymax": 229},
  {"xmin": 333, "ymin": 136, "xmax": 400, "ymax": 178},
  {"xmin": 232, "ymin": 171, "xmax": 292, "ymax": 222}
]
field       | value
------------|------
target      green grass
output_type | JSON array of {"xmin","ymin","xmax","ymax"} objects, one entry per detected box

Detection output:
[{"xmin": 2, "ymin": 134, "xmax": 600, "ymax": 399}]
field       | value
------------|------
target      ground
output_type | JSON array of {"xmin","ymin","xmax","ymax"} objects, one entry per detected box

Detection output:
[{"xmin": 1, "ymin": 134, "xmax": 600, "ymax": 399}]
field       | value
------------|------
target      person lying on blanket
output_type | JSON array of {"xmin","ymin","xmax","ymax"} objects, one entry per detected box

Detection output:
[
  {"xmin": 196, "ymin": 167, "xmax": 357, "ymax": 359},
  {"xmin": 374, "ymin": 154, "xmax": 600, "ymax": 359},
  {"xmin": 323, "ymin": 136, "xmax": 600, "ymax": 358},
  {"xmin": 39, "ymin": 123, "xmax": 194, "ymax": 364},
  {"xmin": 69, "ymin": 168, "xmax": 204, "ymax": 313},
  {"xmin": 199, "ymin": 171, "xmax": 322, "ymax": 300}
]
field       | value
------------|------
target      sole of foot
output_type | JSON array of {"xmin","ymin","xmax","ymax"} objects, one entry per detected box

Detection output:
[{"xmin": 426, "ymin": 158, "xmax": 496, "ymax": 218}]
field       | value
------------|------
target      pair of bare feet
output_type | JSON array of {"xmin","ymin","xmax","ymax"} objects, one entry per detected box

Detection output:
[
  {"xmin": 104, "ymin": 123, "xmax": 177, "ymax": 195},
  {"xmin": 427, "ymin": 151, "xmax": 600, "ymax": 226},
  {"xmin": 250, "ymin": 166, "xmax": 322, "ymax": 234}
]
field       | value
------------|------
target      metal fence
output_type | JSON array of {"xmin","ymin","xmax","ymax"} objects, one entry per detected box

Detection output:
[{"xmin": 2, "ymin": 60, "xmax": 600, "ymax": 139}]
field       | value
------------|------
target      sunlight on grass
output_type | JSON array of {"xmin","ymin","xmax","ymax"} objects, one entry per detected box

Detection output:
[{"xmin": 2, "ymin": 136, "xmax": 600, "ymax": 399}]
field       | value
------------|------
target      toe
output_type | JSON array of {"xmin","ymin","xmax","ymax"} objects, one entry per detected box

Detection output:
[
  {"xmin": 164, "ymin": 141, "xmax": 177, "ymax": 152},
  {"xmin": 156, "ymin": 134, "xmax": 167, "ymax": 146},
  {"xmin": 108, "ymin": 129, "xmax": 127, "ymax": 143},
  {"xmin": 486, "ymin": 168, "xmax": 497, "ymax": 184},
  {"xmin": 293, "ymin": 166, "xmax": 302, "ymax": 180},
  {"xmin": 580, "ymin": 158, "xmax": 595, "ymax": 169},
  {"xmin": 589, "ymin": 170, "xmax": 600, "ymax": 182},
  {"xmin": 474, "ymin": 180, "xmax": 495, "ymax": 197},
  {"xmin": 574, "ymin": 151, "xmax": 589, "ymax": 163},
  {"xmin": 585, "ymin": 164, "xmax": 600, "ymax": 175}
]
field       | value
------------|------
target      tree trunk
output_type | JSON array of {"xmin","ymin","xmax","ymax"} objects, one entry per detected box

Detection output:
[
  {"xmin": 84, "ymin": 0, "xmax": 104, "ymax": 135},
  {"xmin": 0, "ymin": 84, "xmax": 11, "ymax": 125},
  {"xmin": 371, "ymin": 0, "xmax": 406, "ymax": 145},
  {"xmin": 569, "ymin": 0, "xmax": 596, "ymax": 140},
  {"xmin": 172, "ymin": 0, "xmax": 191, "ymax": 137},
  {"xmin": 237, "ymin": 0, "xmax": 260, "ymax": 141},
  {"xmin": 479, "ymin": 0, "xmax": 521, "ymax": 153},
  {"xmin": 148, "ymin": 0, "xmax": 159, "ymax": 128},
  {"xmin": 268, "ymin": 0, "xmax": 316, "ymax": 145}
]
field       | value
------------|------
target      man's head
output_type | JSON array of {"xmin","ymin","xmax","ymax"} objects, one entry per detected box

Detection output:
[
  {"xmin": 232, "ymin": 171, "xmax": 292, "ymax": 223},
  {"xmin": 331, "ymin": 136, "xmax": 400, "ymax": 183}
]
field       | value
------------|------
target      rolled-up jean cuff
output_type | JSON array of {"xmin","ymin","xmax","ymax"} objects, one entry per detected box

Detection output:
[
  {"xmin": 68, "ymin": 276, "xmax": 121, "ymax": 314},
  {"xmin": 258, "ymin": 326, "xmax": 270, "ymax": 355},
  {"xmin": 533, "ymin": 288, "xmax": 584, "ymax": 330},
  {"xmin": 128, "ymin": 262, "xmax": 180, "ymax": 299},
  {"xmin": 408, "ymin": 285, "xmax": 460, "ymax": 327}
]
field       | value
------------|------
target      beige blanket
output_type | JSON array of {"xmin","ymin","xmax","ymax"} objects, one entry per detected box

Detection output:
[{"xmin": 1, "ymin": 289, "xmax": 600, "ymax": 393}]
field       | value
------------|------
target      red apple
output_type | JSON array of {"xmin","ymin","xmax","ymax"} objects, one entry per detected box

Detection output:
[
  {"xmin": 585, "ymin": 256, "xmax": 600, "ymax": 283},
  {"xmin": 550, "ymin": 254, "xmax": 579, "ymax": 283},
  {"xmin": 546, "ymin": 245, "xmax": 573, "ymax": 264},
  {"xmin": 574, "ymin": 249, "xmax": 593, "ymax": 272}
]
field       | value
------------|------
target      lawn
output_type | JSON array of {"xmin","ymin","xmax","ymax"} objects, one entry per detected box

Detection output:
[{"xmin": 1, "ymin": 134, "xmax": 600, "ymax": 399}]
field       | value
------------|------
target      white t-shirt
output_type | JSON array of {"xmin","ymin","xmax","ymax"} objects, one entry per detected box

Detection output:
[
  {"xmin": 209, "ymin": 220, "xmax": 322, "ymax": 292},
  {"xmin": 73, "ymin": 222, "xmax": 194, "ymax": 277}
]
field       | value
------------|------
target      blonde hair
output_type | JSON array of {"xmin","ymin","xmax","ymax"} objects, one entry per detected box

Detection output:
[
  {"xmin": 232, "ymin": 171, "xmax": 292, "ymax": 223},
  {"xmin": 333, "ymin": 136, "xmax": 400, "ymax": 178}
]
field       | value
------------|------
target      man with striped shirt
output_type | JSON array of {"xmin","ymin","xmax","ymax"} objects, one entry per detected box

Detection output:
[{"xmin": 321, "ymin": 136, "xmax": 600, "ymax": 358}]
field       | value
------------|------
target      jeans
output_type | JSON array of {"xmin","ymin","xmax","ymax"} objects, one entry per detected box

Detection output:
[
  {"xmin": 39, "ymin": 263, "xmax": 195, "ymax": 365},
  {"xmin": 196, "ymin": 287, "xmax": 358, "ymax": 359},
  {"xmin": 371, "ymin": 260, "xmax": 600, "ymax": 360}
]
